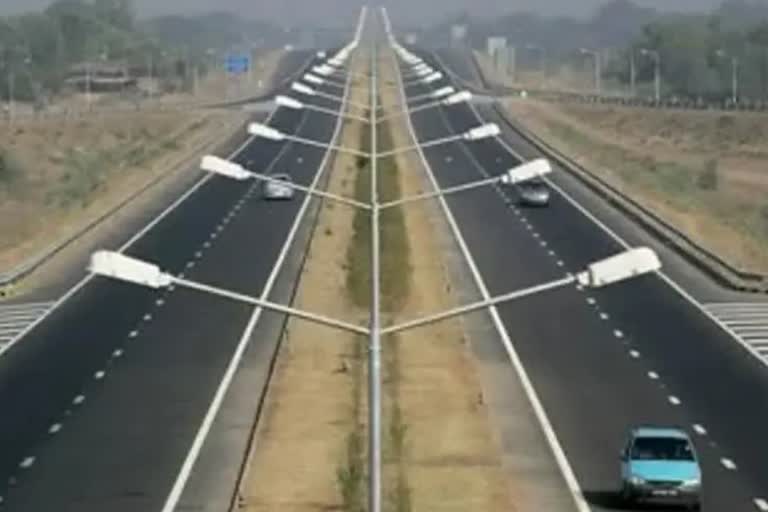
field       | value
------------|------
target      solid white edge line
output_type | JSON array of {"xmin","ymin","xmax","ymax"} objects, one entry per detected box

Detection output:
[
  {"xmin": 0, "ymin": 105, "xmax": 281, "ymax": 360},
  {"xmin": 470, "ymin": 96, "xmax": 768, "ymax": 371},
  {"xmin": 754, "ymin": 497, "xmax": 768, "ymax": 511},
  {"xmin": 159, "ymin": 33, "xmax": 361, "ymax": 512},
  {"xmin": 387, "ymin": 32, "xmax": 591, "ymax": 512},
  {"xmin": 721, "ymin": 458, "xmax": 737, "ymax": 470}
]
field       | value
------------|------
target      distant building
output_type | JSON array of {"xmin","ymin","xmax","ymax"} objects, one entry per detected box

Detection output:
[{"xmin": 64, "ymin": 61, "xmax": 136, "ymax": 92}]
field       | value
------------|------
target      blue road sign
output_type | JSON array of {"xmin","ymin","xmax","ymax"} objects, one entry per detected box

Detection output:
[{"xmin": 225, "ymin": 54, "xmax": 250, "ymax": 74}]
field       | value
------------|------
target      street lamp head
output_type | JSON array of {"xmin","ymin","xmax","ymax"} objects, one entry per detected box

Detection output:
[
  {"xmin": 303, "ymin": 73, "xmax": 325, "ymax": 85},
  {"xmin": 200, "ymin": 155, "xmax": 252, "ymax": 181},
  {"xmin": 576, "ymin": 247, "xmax": 661, "ymax": 288},
  {"xmin": 89, "ymin": 251, "xmax": 173, "ymax": 289},
  {"xmin": 421, "ymin": 71, "xmax": 443, "ymax": 84},
  {"xmin": 328, "ymin": 57, "xmax": 344, "ymax": 67},
  {"xmin": 291, "ymin": 82, "xmax": 316, "ymax": 96},
  {"xmin": 499, "ymin": 158, "xmax": 552, "ymax": 185},
  {"xmin": 464, "ymin": 123, "xmax": 500, "ymax": 141},
  {"xmin": 275, "ymin": 95, "xmax": 305, "ymax": 110},
  {"xmin": 313, "ymin": 64, "xmax": 336, "ymax": 76},
  {"xmin": 429, "ymin": 86, "xmax": 456, "ymax": 99},
  {"xmin": 316, "ymin": 50, "xmax": 327, "ymax": 59},
  {"xmin": 443, "ymin": 90, "xmax": 473, "ymax": 106},
  {"xmin": 248, "ymin": 122, "xmax": 286, "ymax": 141}
]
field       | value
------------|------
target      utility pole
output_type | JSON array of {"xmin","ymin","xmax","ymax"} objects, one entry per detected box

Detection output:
[{"xmin": 630, "ymin": 51, "xmax": 636, "ymax": 97}]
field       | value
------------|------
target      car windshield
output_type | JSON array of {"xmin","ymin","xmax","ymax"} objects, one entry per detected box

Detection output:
[{"xmin": 631, "ymin": 437, "xmax": 694, "ymax": 461}]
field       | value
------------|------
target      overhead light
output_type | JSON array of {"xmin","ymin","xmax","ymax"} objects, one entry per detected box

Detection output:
[
  {"xmin": 275, "ymin": 95, "xmax": 304, "ymax": 110},
  {"xmin": 577, "ymin": 247, "xmax": 661, "ymax": 287},
  {"xmin": 463, "ymin": 123, "xmax": 500, "ymax": 141},
  {"xmin": 499, "ymin": 158, "xmax": 552, "ymax": 185},
  {"xmin": 248, "ymin": 122, "xmax": 286, "ymax": 141},
  {"xmin": 201, "ymin": 155, "xmax": 252, "ymax": 180}
]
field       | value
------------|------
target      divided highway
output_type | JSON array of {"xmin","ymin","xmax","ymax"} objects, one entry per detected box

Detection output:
[
  {"xmin": 0, "ymin": 56, "xmax": 345, "ymax": 510},
  {"xmin": 402, "ymin": 50, "xmax": 768, "ymax": 510}
]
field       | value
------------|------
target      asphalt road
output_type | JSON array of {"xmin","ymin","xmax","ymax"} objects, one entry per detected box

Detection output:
[
  {"xmin": 0, "ymin": 57, "xmax": 344, "ymax": 510},
  {"xmin": 403, "ymin": 51, "xmax": 768, "ymax": 511}
]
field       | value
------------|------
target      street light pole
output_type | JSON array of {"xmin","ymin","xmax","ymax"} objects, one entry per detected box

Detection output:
[
  {"xmin": 716, "ymin": 50, "xmax": 739, "ymax": 105},
  {"xmin": 368, "ymin": 40, "xmax": 382, "ymax": 512},
  {"xmin": 579, "ymin": 48, "xmax": 601, "ymax": 94},
  {"xmin": 629, "ymin": 51, "xmax": 636, "ymax": 97},
  {"xmin": 639, "ymin": 48, "xmax": 661, "ymax": 103}
]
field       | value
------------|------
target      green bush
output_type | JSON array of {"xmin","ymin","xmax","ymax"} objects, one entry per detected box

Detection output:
[{"xmin": 697, "ymin": 159, "xmax": 719, "ymax": 191}]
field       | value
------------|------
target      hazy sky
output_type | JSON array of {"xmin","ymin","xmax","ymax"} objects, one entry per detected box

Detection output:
[{"xmin": 0, "ymin": 0, "xmax": 723, "ymax": 26}]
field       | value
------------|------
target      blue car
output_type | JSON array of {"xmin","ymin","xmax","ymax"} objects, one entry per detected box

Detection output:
[{"xmin": 620, "ymin": 426, "xmax": 702, "ymax": 509}]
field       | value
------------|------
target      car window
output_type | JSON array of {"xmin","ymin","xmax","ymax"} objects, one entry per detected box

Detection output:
[{"xmin": 630, "ymin": 437, "xmax": 694, "ymax": 461}]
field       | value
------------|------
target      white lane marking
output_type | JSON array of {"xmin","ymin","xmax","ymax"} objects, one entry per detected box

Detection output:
[
  {"xmin": 629, "ymin": 350, "xmax": 640, "ymax": 358},
  {"xmin": 143, "ymin": 314, "xmax": 152, "ymax": 322},
  {"xmin": 160, "ymin": 58, "xmax": 355, "ymax": 512},
  {"xmin": 186, "ymin": 261, "xmax": 195, "ymax": 269},
  {"xmin": 194, "ymin": 251, "xmax": 203, "ymax": 259},
  {"xmin": 210, "ymin": 232, "xmax": 218, "ymax": 240},
  {"xmin": 489, "ymin": 113, "xmax": 768, "ymax": 370},
  {"xmin": 754, "ymin": 498, "xmax": 768, "ymax": 511},
  {"xmin": 72, "ymin": 395, "xmax": 85, "ymax": 405},
  {"xmin": 668, "ymin": 395, "xmax": 681, "ymax": 405},
  {"xmin": 540, "ymin": 240, "xmax": 547, "ymax": 247},
  {"xmin": 19, "ymin": 457, "xmax": 35, "ymax": 469},
  {"xmin": 721, "ymin": 458, "xmax": 737, "ymax": 470},
  {"xmin": 94, "ymin": 370, "xmax": 105, "ymax": 380},
  {"xmin": 599, "ymin": 312, "xmax": 609, "ymax": 320},
  {"xmin": 393, "ymin": 49, "xmax": 591, "ymax": 512},
  {"xmin": 614, "ymin": 329, "xmax": 624, "ymax": 338},
  {"xmin": 703, "ymin": 303, "xmax": 768, "ymax": 362},
  {"xmin": 532, "ymin": 231, "xmax": 540, "ymax": 238},
  {"xmin": 556, "ymin": 260, "xmax": 565, "ymax": 267},
  {"xmin": 203, "ymin": 241, "xmax": 211, "ymax": 249},
  {"xmin": 693, "ymin": 424, "xmax": 707, "ymax": 435},
  {"xmin": 586, "ymin": 297, "xmax": 596, "ymax": 306},
  {"xmin": 0, "ymin": 302, "xmax": 56, "ymax": 349},
  {"xmin": 128, "ymin": 330, "xmax": 138, "ymax": 339},
  {"xmin": 648, "ymin": 371, "xmax": 659, "ymax": 380},
  {"xmin": 0, "ymin": 101, "xmax": 272, "ymax": 359},
  {"xmin": 113, "ymin": 349, "xmax": 123, "ymax": 358},
  {"xmin": 49, "ymin": 423, "xmax": 62, "ymax": 434},
  {"xmin": 156, "ymin": 298, "xmax": 165, "ymax": 307}
]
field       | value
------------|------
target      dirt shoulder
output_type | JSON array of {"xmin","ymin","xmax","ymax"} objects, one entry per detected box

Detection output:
[
  {"xmin": 0, "ymin": 50, "xmax": 288, "ymax": 299},
  {"xmin": 504, "ymin": 98, "xmax": 768, "ymax": 274}
]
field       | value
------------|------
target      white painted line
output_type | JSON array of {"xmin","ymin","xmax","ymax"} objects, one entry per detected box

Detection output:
[
  {"xmin": 0, "ymin": 302, "xmax": 55, "ymax": 312},
  {"xmin": 532, "ymin": 232, "xmax": 540, "ymax": 238},
  {"xmin": 471, "ymin": 96, "xmax": 768, "ymax": 371},
  {"xmin": 178, "ymin": 273, "xmax": 185, "ymax": 279},
  {"xmin": 113, "ymin": 349, "xmax": 123, "ymax": 358},
  {"xmin": 195, "ymin": 251, "xmax": 203, "ymax": 259},
  {"xmin": 540, "ymin": 240, "xmax": 547, "ymax": 247},
  {"xmin": 72, "ymin": 395, "xmax": 85, "ymax": 405},
  {"xmin": 129, "ymin": 330, "xmax": 139, "ymax": 339},
  {"xmin": 648, "ymin": 371, "xmax": 659, "ymax": 380},
  {"xmin": 160, "ymin": 58, "xmax": 354, "ymax": 512},
  {"xmin": 49, "ymin": 423, "xmax": 62, "ymax": 434},
  {"xmin": 19, "ymin": 457, "xmax": 35, "ymax": 469},
  {"xmin": 586, "ymin": 297, "xmax": 596, "ymax": 306},
  {"xmin": 0, "ymin": 104, "xmax": 271, "ymax": 360},
  {"xmin": 754, "ymin": 498, "xmax": 768, "ymax": 511},
  {"xmin": 721, "ymin": 458, "xmax": 737, "ymax": 470},
  {"xmin": 668, "ymin": 395, "xmax": 681, "ymax": 405},
  {"xmin": 186, "ymin": 261, "xmax": 195, "ymax": 269},
  {"xmin": 143, "ymin": 314, "xmax": 152, "ymax": 322},
  {"xmin": 693, "ymin": 424, "xmax": 707, "ymax": 435},
  {"xmin": 94, "ymin": 370, "xmax": 105, "ymax": 380},
  {"xmin": 394, "ymin": 50, "xmax": 591, "ymax": 512},
  {"xmin": 203, "ymin": 242, "xmax": 211, "ymax": 249},
  {"xmin": 156, "ymin": 298, "xmax": 165, "ymax": 307},
  {"xmin": 557, "ymin": 260, "xmax": 565, "ymax": 267},
  {"xmin": 168, "ymin": 284, "xmax": 176, "ymax": 292},
  {"xmin": 210, "ymin": 232, "xmax": 218, "ymax": 239},
  {"xmin": 576, "ymin": 284, "xmax": 584, "ymax": 291},
  {"xmin": 599, "ymin": 312, "xmax": 609, "ymax": 320},
  {"xmin": 629, "ymin": 350, "xmax": 640, "ymax": 358},
  {"xmin": 614, "ymin": 329, "xmax": 624, "ymax": 338}
]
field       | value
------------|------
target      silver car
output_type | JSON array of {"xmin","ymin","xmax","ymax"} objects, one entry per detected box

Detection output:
[
  {"xmin": 262, "ymin": 173, "xmax": 295, "ymax": 200},
  {"xmin": 517, "ymin": 179, "xmax": 550, "ymax": 206}
]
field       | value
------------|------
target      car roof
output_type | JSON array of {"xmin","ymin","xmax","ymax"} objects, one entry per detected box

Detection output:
[{"xmin": 632, "ymin": 427, "xmax": 690, "ymax": 440}]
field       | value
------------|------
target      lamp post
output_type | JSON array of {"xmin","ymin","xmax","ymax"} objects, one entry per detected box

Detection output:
[
  {"xmin": 639, "ymin": 48, "xmax": 661, "ymax": 103},
  {"xmin": 716, "ymin": 49, "xmax": 739, "ymax": 105},
  {"xmin": 579, "ymin": 48, "xmax": 602, "ymax": 94}
]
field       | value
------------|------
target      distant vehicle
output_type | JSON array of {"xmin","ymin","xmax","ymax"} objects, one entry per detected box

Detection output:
[
  {"xmin": 620, "ymin": 426, "xmax": 702, "ymax": 510},
  {"xmin": 516, "ymin": 178, "xmax": 550, "ymax": 206},
  {"xmin": 262, "ymin": 173, "xmax": 295, "ymax": 200}
]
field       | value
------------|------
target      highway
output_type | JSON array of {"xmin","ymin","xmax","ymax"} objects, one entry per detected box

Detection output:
[
  {"xmin": 0, "ymin": 53, "xmax": 347, "ymax": 511},
  {"xmin": 400, "ymin": 49, "xmax": 768, "ymax": 510}
]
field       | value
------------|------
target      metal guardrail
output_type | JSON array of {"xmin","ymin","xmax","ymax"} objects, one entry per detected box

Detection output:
[
  {"xmin": 0, "ymin": 54, "xmax": 314, "ymax": 295},
  {"xmin": 428, "ymin": 49, "xmax": 768, "ymax": 293}
]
